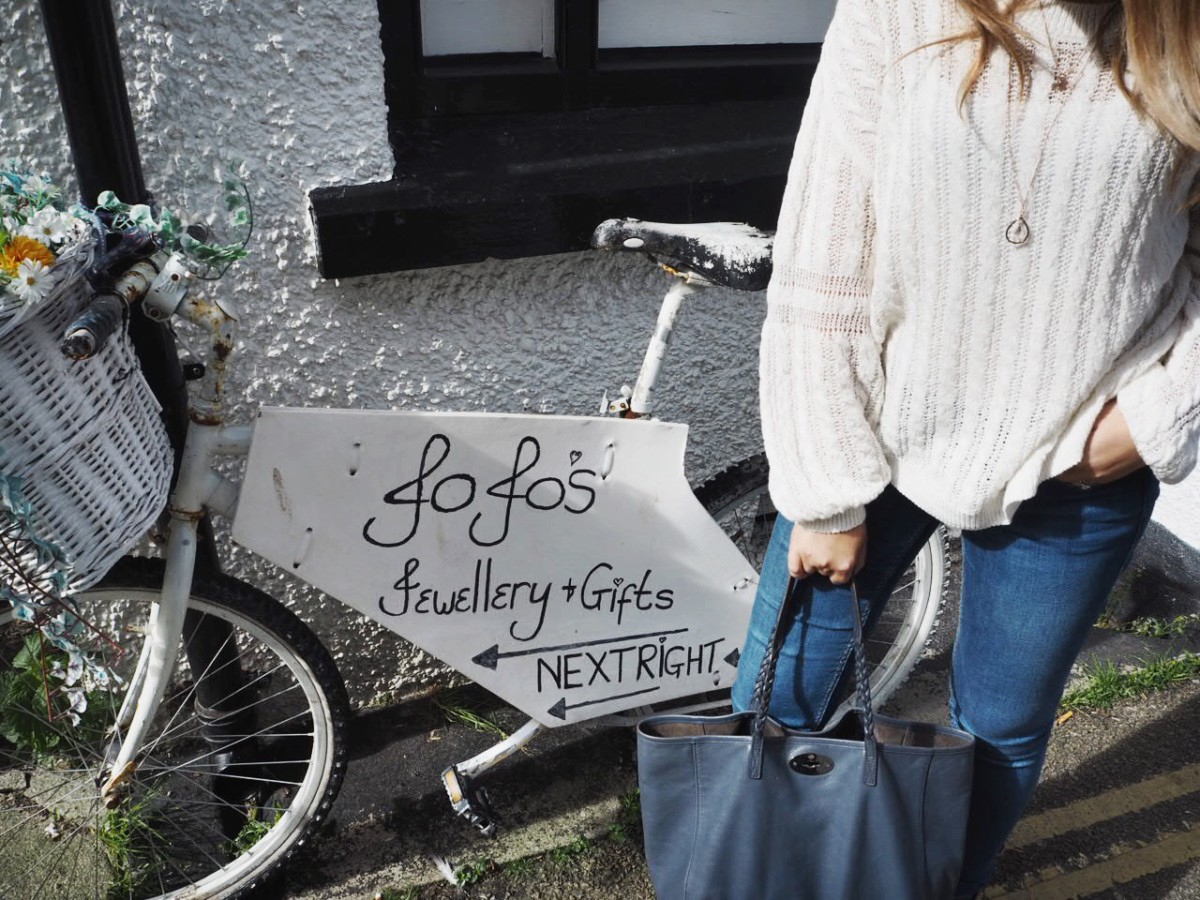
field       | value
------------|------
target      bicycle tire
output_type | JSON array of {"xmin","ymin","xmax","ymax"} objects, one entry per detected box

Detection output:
[
  {"xmin": 0, "ymin": 556, "xmax": 350, "ymax": 899},
  {"xmin": 695, "ymin": 453, "xmax": 947, "ymax": 715}
]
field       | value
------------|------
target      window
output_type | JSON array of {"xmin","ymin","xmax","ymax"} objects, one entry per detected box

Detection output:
[
  {"xmin": 599, "ymin": 0, "xmax": 834, "ymax": 48},
  {"xmin": 421, "ymin": 0, "xmax": 556, "ymax": 57},
  {"xmin": 309, "ymin": 1, "xmax": 831, "ymax": 277}
]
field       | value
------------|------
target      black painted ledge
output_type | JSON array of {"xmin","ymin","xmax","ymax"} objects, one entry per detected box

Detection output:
[{"xmin": 309, "ymin": 98, "xmax": 802, "ymax": 278}]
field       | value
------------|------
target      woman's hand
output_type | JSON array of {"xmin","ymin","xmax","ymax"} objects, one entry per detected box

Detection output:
[
  {"xmin": 788, "ymin": 522, "xmax": 868, "ymax": 585},
  {"xmin": 1057, "ymin": 400, "xmax": 1146, "ymax": 486}
]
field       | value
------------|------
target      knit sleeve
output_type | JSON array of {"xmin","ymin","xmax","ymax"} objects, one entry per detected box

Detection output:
[
  {"xmin": 760, "ymin": 0, "xmax": 891, "ymax": 532},
  {"xmin": 1119, "ymin": 201, "xmax": 1200, "ymax": 484}
]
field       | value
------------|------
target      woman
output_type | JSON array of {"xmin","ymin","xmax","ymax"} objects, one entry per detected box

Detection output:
[{"xmin": 730, "ymin": 0, "xmax": 1200, "ymax": 896}]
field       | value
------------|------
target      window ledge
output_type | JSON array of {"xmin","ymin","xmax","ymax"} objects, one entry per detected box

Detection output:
[{"xmin": 309, "ymin": 97, "xmax": 802, "ymax": 277}]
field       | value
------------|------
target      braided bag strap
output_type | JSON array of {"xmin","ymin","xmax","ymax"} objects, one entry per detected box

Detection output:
[{"xmin": 746, "ymin": 578, "xmax": 879, "ymax": 785}]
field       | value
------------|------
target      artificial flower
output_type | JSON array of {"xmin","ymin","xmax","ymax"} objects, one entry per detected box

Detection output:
[
  {"xmin": 0, "ymin": 235, "xmax": 55, "ymax": 276},
  {"xmin": 11, "ymin": 258, "xmax": 50, "ymax": 303},
  {"xmin": 18, "ymin": 173, "xmax": 59, "ymax": 201},
  {"xmin": 19, "ymin": 207, "xmax": 72, "ymax": 244}
]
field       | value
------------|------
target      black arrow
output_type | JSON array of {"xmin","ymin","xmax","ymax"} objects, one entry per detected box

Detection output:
[
  {"xmin": 547, "ymin": 686, "xmax": 661, "ymax": 721},
  {"xmin": 724, "ymin": 648, "xmax": 741, "ymax": 668},
  {"xmin": 472, "ymin": 628, "xmax": 690, "ymax": 670}
]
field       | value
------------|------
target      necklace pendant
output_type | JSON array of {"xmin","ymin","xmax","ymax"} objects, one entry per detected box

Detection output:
[{"xmin": 1006, "ymin": 217, "xmax": 1031, "ymax": 245}]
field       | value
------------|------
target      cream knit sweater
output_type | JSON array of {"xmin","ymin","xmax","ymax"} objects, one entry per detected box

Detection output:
[{"xmin": 762, "ymin": 0, "xmax": 1200, "ymax": 533}]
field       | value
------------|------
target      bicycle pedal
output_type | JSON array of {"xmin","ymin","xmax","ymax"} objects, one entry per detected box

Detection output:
[{"xmin": 442, "ymin": 765, "xmax": 499, "ymax": 837}]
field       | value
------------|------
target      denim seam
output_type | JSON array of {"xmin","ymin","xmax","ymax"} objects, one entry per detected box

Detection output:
[
  {"xmin": 815, "ymin": 637, "xmax": 857, "ymax": 724},
  {"xmin": 682, "ymin": 741, "xmax": 701, "ymax": 897}
]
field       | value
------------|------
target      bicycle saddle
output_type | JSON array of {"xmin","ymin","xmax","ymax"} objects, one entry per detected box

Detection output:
[{"xmin": 591, "ymin": 218, "xmax": 775, "ymax": 292}]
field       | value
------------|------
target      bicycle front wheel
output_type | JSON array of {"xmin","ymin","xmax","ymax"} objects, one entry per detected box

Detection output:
[
  {"xmin": 0, "ymin": 557, "xmax": 349, "ymax": 899},
  {"xmin": 696, "ymin": 454, "xmax": 947, "ymax": 714}
]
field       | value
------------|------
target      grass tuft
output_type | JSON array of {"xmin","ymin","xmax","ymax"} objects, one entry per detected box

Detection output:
[
  {"xmin": 98, "ymin": 796, "xmax": 161, "ymax": 896},
  {"xmin": 434, "ymin": 688, "xmax": 508, "ymax": 739},
  {"xmin": 1060, "ymin": 652, "xmax": 1200, "ymax": 713}
]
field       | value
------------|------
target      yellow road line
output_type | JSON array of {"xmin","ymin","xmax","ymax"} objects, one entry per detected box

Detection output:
[
  {"xmin": 1007, "ymin": 762, "xmax": 1200, "ymax": 850},
  {"xmin": 989, "ymin": 826, "xmax": 1200, "ymax": 899}
]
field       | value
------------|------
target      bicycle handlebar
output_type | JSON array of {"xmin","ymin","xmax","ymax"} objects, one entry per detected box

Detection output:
[
  {"xmin": 60, "ymin": 290, "xmax": 126, "ymax": 360},
  {"xmin": 57, "ymin": 228, "xmax": 166, "ymax": 361}
]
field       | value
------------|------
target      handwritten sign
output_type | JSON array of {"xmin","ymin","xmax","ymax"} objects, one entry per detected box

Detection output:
[{"xmin": 233, "ymin": 409, "xmax": 757, "ymax": 726}]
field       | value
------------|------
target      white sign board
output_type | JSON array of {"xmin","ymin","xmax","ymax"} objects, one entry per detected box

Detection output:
[{"xmin": 233, "ymin": 409, "xmax": 757, "ymax": 726}]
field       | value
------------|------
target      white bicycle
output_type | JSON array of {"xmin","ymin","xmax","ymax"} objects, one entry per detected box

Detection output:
[{"xmin": 0, "ymin": 217, "xmax": 946, "ymax": 899}]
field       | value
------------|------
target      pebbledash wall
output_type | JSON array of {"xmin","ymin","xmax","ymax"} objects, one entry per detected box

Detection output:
[
  {"xmin": 4, "ymin": 0, "xmax": 1199, "ymax": 703},
  {"xmin": 3, "ymin": 0, "xmax": 764, "ymax": 703}
]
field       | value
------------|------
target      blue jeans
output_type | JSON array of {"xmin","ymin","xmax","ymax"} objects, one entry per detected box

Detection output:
[{"xmin": 731, "ymin": 468, "xmax": 1159, "ymax": 898}]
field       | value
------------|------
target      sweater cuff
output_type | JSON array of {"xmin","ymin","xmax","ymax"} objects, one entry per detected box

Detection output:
[
  {"xmin": 793, "ymin": 505, "xmax": 868, "ymax": 534},
  {"xmin": 1118, "ymin": 369, "xmax": 1199, "ymax": 484}
]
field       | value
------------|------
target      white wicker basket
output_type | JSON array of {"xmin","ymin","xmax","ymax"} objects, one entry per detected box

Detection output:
[{"xmin": 0, "ymin": 256, "xmax": 172, "ymax": 590}]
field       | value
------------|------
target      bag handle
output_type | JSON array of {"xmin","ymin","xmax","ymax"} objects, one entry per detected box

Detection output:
[{"xmin": 747, "ymin": 577, "xmax": 879, "ymax": 787}]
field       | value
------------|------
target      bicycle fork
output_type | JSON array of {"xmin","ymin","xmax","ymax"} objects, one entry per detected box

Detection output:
[
  {"xmin": 101, "ymin": 283, "xmax": 250, "ymax": 803},
  {"xmin": 101, "ymin": 420, "xmax": 251, "ymax": 802}
]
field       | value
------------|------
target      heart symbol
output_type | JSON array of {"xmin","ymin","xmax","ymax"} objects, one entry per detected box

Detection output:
[
  {"xmin": 613, "ymin": 578, "xmax": 624, "ymax": 586},
  {"xmin": 570, "ymin": 451, "xmax": 582, "ymax": 465}
]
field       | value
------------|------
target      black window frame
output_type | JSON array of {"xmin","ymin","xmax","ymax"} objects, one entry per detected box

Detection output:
[{"xmin": 309, "ymin": 0, "xmax": 822, "ymax": 277}]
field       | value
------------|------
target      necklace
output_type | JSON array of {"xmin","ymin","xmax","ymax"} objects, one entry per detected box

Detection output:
[{"xmin": 1002, "ymin": 2, "xmax": 1073, "ymax": 246}]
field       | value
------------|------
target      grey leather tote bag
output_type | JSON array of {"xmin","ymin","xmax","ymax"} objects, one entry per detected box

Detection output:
[{"xmin": 637, "ymin": 579, "xmax": 975, "ymax": 900}]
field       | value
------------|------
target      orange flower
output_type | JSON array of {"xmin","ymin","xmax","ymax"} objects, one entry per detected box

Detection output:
[{"xmin": 0, "ymin": 235, "xmax": 56, "ymax": 277}]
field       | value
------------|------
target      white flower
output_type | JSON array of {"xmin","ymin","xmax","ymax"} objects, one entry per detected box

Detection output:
[
  {"xmin": 20, "ymin": 174, "xmax": 59, "ymax": 201},
  {"xmin": 19, "ymin": 208, "xmax": 71, "ymax": 244},
  {"xmin": 12, "ymin": 258, "xmax": 50, "ymax": 304}
]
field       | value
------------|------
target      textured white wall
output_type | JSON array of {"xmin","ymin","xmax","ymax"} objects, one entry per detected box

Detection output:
[
  {"xmin": 7, "ymin": 0, "xmax": 1199, "ymax": 703},
  {"xmin": 3, "ymin": 0, "xmax": 763, "ymax": 703},
  {"xmin": 1151, "ymin": 483, "xmax": 1200, "ymax": 549}
]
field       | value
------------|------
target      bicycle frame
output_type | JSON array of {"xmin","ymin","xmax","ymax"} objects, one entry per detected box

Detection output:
[{"xmin": 103, "ymin": 261, "xmax": 756, "ymax": 800}]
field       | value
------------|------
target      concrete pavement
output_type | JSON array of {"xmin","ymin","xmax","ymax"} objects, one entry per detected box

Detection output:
[{"xmin": 278, "ymin": 529, "xmax": 1200, "ymax": 899}]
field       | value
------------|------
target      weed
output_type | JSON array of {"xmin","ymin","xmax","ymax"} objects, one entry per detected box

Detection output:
[
  {"xmin": 375, "ymin": 888, "xmax": 420, "ymax": 900},
  {"xmin": 549, "ymin": 835, "xmax": 594, "ymax": 864},
  {"xmin": 1096, "ymin": 613, "xmax": 1200, "ymax": 639},
  {"xmin": 1060, "ymin": 652, "xmax": 1200, "ymax": 712},
  {"xmin": 434, "ymin": 688, "xmax": 507, "ymax": 739},
  {"xmin": 98, "ymin": 796, "xmax": 161, "ymax": 896},
  {"xmin": 225, "ymin": 804, "xmax": 280, "ymax": 857},
  {"xmin": 611, "ymin": 787, "xmax": 643, "ymax": 843},
  {"xmin": 618, "ymin": 788, "xmax": 641, "ymax": 821},
  {"xmin": 503, "ymin": 856, "xmax": 536, "ymax": 877},
  {"xmin": 0, "ymin": 633, "xmax": 109, "ymax": 758},
  {"xmin": 1126, "ymin": 614, "xmax": 1200, "ymax": 639},
  {"xmin": 455, "ymin": 857, "xmax": 494, "ymax": 886}
]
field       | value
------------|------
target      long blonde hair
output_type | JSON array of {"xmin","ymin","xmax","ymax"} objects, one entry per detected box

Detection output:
[{"xmin": 946, "ymin": 0, "xmax": 1200, "ymax": 154}]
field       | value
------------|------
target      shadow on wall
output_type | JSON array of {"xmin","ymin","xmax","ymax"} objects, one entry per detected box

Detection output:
[{"xmin": 1108, "ymin": 521, "xmax": 1200, "ymax": 623}]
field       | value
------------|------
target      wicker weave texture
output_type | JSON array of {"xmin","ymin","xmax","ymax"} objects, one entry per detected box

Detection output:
[{"xmin": 0, "ymin": 262, "xmax": 172, "ymax": 590}]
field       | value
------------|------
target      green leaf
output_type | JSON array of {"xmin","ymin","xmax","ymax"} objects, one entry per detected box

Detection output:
[{"xmin": 125, "ymin": 204, "xmax": 156, "ymax": 228}]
